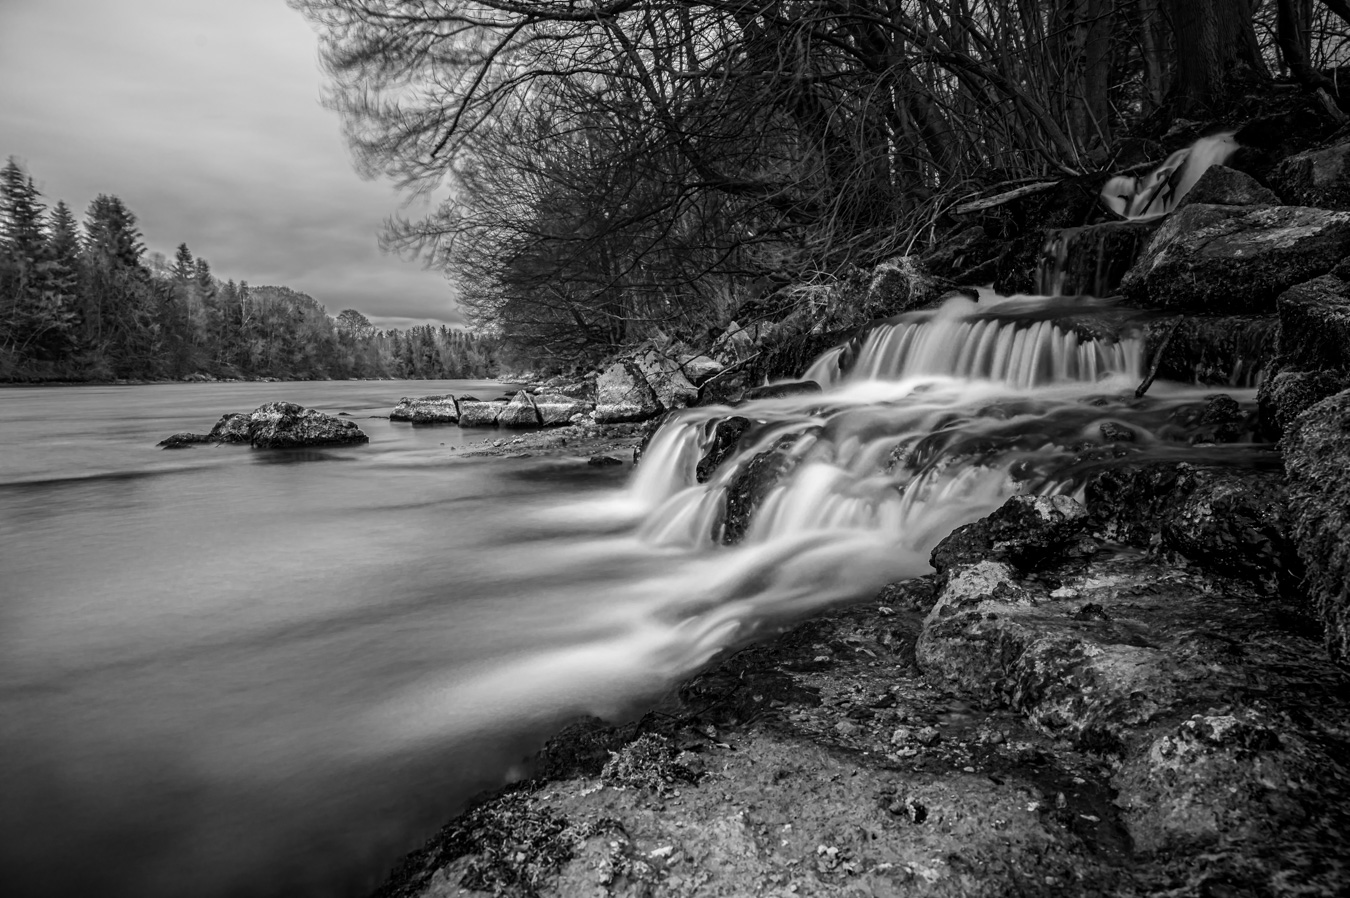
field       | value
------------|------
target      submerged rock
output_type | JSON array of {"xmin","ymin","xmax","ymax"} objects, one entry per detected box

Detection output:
[
  {"xmin": 595, "ymin": 361, "xmax": 662, "ymax": 423},
  {"xmin": 1282, "ymin": 388, "xmax": 1350, "ymax": 663},
  {"xmin": 391, "ymin": 395, "xmax": 459, "ymax": 424},
  {"xmin": 1121, "ymin": 204, "xmax": 1350, "ymax": 313},
  {"xmin": 246, "ymin": 401, "xmax": 369, "ymax": 449},
  {"xmin": 1143, "ymin": 314, "xmax": 1277, "ymax": 386},
  {"xmin": 157, "ymin": 432, "xmax": 211, "ymax": 449}
]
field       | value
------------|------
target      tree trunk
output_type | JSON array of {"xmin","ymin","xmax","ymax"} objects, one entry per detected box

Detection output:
[{"xmin": 1164, "ymin": 0, "xmax": 1268, "ymax": 114}]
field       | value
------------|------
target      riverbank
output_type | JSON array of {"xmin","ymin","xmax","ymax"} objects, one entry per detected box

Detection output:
[{"xmin": 371, "ymin": 490, "xmax": 1350, "ymax": 898}]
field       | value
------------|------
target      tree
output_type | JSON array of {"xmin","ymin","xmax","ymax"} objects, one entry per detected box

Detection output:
[
  {"xmin": 173, "ymin": 243, "xmax": 195, "ymax": 282},
  {"xmin": 336, "ymin": 308, "xmax": 374, "ymax": 338},
  {"xmin": 1164, "ymin": 0, "xmax": 1267, "ymax": 114}
]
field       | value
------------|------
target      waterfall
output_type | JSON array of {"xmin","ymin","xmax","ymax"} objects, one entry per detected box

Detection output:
[
  {"xmin": 1101, "ymin": 132, "xmax": 1238, "ymax": 221},
  {"xmin": 617, "ymin": 209, "xmax": 1255, "ymax": 648}
]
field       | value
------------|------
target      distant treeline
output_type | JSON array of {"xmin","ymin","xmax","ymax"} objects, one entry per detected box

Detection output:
[{"xmin": 0, "ymin": 157, "xmax": 498, "ymax": 382}]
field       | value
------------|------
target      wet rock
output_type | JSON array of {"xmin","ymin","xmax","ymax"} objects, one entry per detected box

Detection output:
[
  {"xmin": 587, "ymin": 455, "xmax": 623, "ymax": 467},
  {"xmin": 532, "ymin": 393, "xmax": 588, "ymax": 427},
  {"xmin": 246, "ymin": 401, "xmax": 369, "ymax": 449},
  {"xmin": 929, "ymin": 494, "xmax": 1090, "ymax": 579},
  {"xmin": 921, "ymin": 224, "xmax": 1000, "ymax": 284},
  {"xmin": 1269, "ymin": 140, "xmax": 1350, "ymax": 210},
  {"xmin": 457, "ymin": 399, "xmax": 506, "ymax": 427},
  {"xmin": 1282, "ymin": 388, "xmax": 1350, "ymax": 662},
  {"xmin": 157, "ymin": 432, "xmax": 210, "ymax": 449},
  {"xmin": 1085, "ymin": 461, "xmax": 1297, "ymax": 589},
  {"xmin": 1038, "ymin": 220, "xmax": 1157, "ymax": 297},
  {"xmin": 595, "ymin": 361, "xmax": 662, "ymax": 423},
  {"xmin": 390, "ymin": 394, "xmax": 459, "ymax": 424},
  {"xmin": 1121, "ymin": 204, "xmax": 1350, "ymax": 313},
  {"xmin": 721, "ymin": 433, "xmax": 810, "ymax": 544},
  {"xmin": 1098, "ymin": 422, "xmax": 1135, "ymax": 442},
  {"xmin": 1143, "ymin": 315, "xmax": 1278, "ymax": 386},
  {"xmin": 497, "ymin": 391, "xmax": 542, "ymax": 428},
  {"xmin": 207, "ymin": 412, "xmax": 251, "ymax": 443},
  {"xmin": 1174, "ymin": 164, "xmax": 1278, "ymax": 209},
  {"xmin": 696, "ymin": 416, "xmax": 751, "ymax": 483}
]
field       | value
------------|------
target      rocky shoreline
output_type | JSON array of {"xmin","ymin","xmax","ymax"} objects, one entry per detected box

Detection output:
[{"xmin": 372, "ymin": 490, "xmax": 1350, "ymax": 898}]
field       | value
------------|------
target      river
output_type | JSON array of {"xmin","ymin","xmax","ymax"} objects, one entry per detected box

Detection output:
[{"xmin": 0, "ymin": 379, "xmax": 799, "ymax": 898}]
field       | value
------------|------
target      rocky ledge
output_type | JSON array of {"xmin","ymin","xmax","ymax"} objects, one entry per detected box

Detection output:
[
  {"xmin": 371, "ymin": 491, "xmax": 1349, "ymax": 898},
  {"xmin": 158, "ymin": 401, "xmax": 369, "ymax": 450}
]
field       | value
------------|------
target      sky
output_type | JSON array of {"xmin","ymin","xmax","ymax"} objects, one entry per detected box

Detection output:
[{"xmin": 0, "ymin": 0, "xmax": 466, "ymax": 330}]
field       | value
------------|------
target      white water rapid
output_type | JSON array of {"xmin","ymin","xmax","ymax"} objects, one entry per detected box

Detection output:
[{"xmin": 1101, "ymin": 131, "xmax": 1238, "ymax": 220}]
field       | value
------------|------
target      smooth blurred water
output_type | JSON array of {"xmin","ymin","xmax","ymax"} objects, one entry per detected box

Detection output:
[{"xmin": 0, "ymin": 380, "xmax": 751, "ymax": 898}]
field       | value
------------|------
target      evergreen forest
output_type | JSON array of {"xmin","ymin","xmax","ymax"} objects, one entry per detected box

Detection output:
[{"xmin": 0, "ymin": 158, "xmax": 498, "ymax": 383}]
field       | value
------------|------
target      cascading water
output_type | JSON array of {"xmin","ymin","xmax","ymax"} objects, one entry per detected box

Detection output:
[{"xmin": 618, "ymin": 253, "xmax": 1260, "ymax": 651}]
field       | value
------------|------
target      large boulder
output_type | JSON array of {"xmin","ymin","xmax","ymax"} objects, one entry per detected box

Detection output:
[
  {"xmin": 1085, "ymin": 461, "xmax": 1297, "ymax": 590},
  {"xmin": 1257, "ymin": 274, "xmax": 1350, "ymax": 434},
  {"xmin": 1120, "ymin": 204, "xmax": 1350, "ymax": 313},
  {"xmin": 1174, "ymin": 164, "xmax": 1279, "ymax": 209},
  {"xmin": 929, "ymin": 495, "xmax": 1091, "ymax": 581},
  {"xmin": 1282, "ymin": 388, "xmax": 1350, "ymax": 663},
  {"xmin": 532, "ymin": 393, "xmax": 588, "ymax": 426},
  {"xmin": 678, "ymin": 353, "xmax": 723, "ymax": 385},
  {"xmin": 390, "ymin": 395, "xmax": 459, "ymax": 424},
  {"xmin": 497, "ymin": 391, "xmax": 542, "ymax": 428},
  {"xmin": 634, "ymin": 349, "xmax": 699, "ymax": 411},
  {"xmin": 457, "ymin": 399, "xmax": 506, "ymax": 427},
  {"xmin": 595, "ymin": 361, "xmax": 662, "ymax": 423},
  {"xmin": 1269, "ymin": 141, "xmax": 1350, "ymax": 210},
  {"xmin": 246, "ymin": 402, "xmax": 369, "ymax": 449}
]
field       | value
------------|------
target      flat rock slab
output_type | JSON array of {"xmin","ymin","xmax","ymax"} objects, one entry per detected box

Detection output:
[
  {"xmin": 1121, "ymin": 203, "xmax": 1350, "ymax": 313},
  {"xmin": 391, "ymin": 395, "xmax": 459, "ymax": 424}
]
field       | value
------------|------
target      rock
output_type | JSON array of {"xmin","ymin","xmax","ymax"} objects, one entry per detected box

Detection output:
[
  {"xmin": 1269, "ymin": 141, "xmax": 1350, "ymax": 210},
  {"xmin": 634, "ymin": 349, "xmax": 699, "ymax": 411},
  {"xmin": 678, "ymin": 354, "xmax": 723, "ymax": 385},
  {"xmin": 742, "ymin": 380, "xmax": 822, "ymax": 403},
  {"xmin": 1085, "ymin": 461, "xmax": 1297, "ymax": 589},
  {"xmin": 497, "ymin": 391, "xmax": 542, "ymax": 428},
  {"xmin": 158, "ymin": 432, "xmax": 210, "ymax": 449},
  {"xmin": 595, "ymin": 361, "xmax": 662, "ymax": 423},
  {"xmin": 1282, "ymin": 388, "xmax": 1350, "ymax": 662},
  {"xmin": 1120, "ymin": 204, "xmax": 1350, "ymax": 313},
  {"xmin": 721, "ymin": 433, "xmax": 811, "ymax": 544},
  {"xmin": 696, "ymin": 416, "xmax": 751, "ymax": 483},
  {"xmin": 532, "ymin": 393, "xmax": 588, "ymax": 427},
  {"xmin": 1258, "ymin": 368, "xmax": 1350, "ymax": 434},
  {"xmin": 207, "ymin": 413, "xmax": 251, "ymax": 443},
  {"xmin": 246, "ymin": 401, "xmax": 370, "ymax": 449},
  {"xmin": 1174, "ymin": 164, "xmax": 1279, "ymax": 209},
  {"xmin": 929, "ymin": 495, "xmax": 1090, "ymax": 579},
  {"xmin": 1098, "ymin": 422, "xmax": 1135, "ymax": 442},
  {"xmin": 588, "ymin": 455, "xmax": 623, "ymax": 467},
  {"xmin": 457, "ymin": 399, "xmax": 506, "ymax": 427},
  {"xmin": 1275, "ymin": 273, "xmax": 1350, "ymax": 371},
  {"xmin": 1143, "ymin": 315, "xmax": 1278, "ymax": 386},
  {"xmin": 391, "ymin": 394, "xmax": 459, "ymax": 424}
]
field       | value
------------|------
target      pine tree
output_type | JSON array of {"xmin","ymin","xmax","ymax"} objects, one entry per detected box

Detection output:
[
  {"xmin": 173, "ymin": 243, "xmax": 194, "ymax": 282},
  {"xmin": 0, "ymin": 158, "xmax": 49, "ymax": 349}
]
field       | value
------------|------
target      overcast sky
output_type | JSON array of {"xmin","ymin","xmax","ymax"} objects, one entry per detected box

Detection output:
[{"xmin": 0, "ymin": 0, "xmax": 465, "ymax": 330}]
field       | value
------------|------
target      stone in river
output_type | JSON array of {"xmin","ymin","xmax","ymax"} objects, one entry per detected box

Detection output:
[
  {"xmin": 207, "ymin": 413, "xmax": 251, "ymax": 443},
  {"xmin": 157, "ymin": 432, "xmax": 211, "ymax": 449},
  {"xmin": 533, "ymin": 393, "xmax": 588, "ymax": 426},
  {"xmin": 390, "ymin": 395, "xmax": 459, "ymax": 424},
  {"xmin": 246, "ymin": 401, "xmax": 370, "ymax": 449},
  {"xmin": 458, "ymin": 399, "xmax": 507, "ymax": 427}
]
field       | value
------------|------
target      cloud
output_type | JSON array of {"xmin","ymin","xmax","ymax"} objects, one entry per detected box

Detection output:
[{"xmin": 0, "ymin": 0, "xmax": 463, "ymax": 327}]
